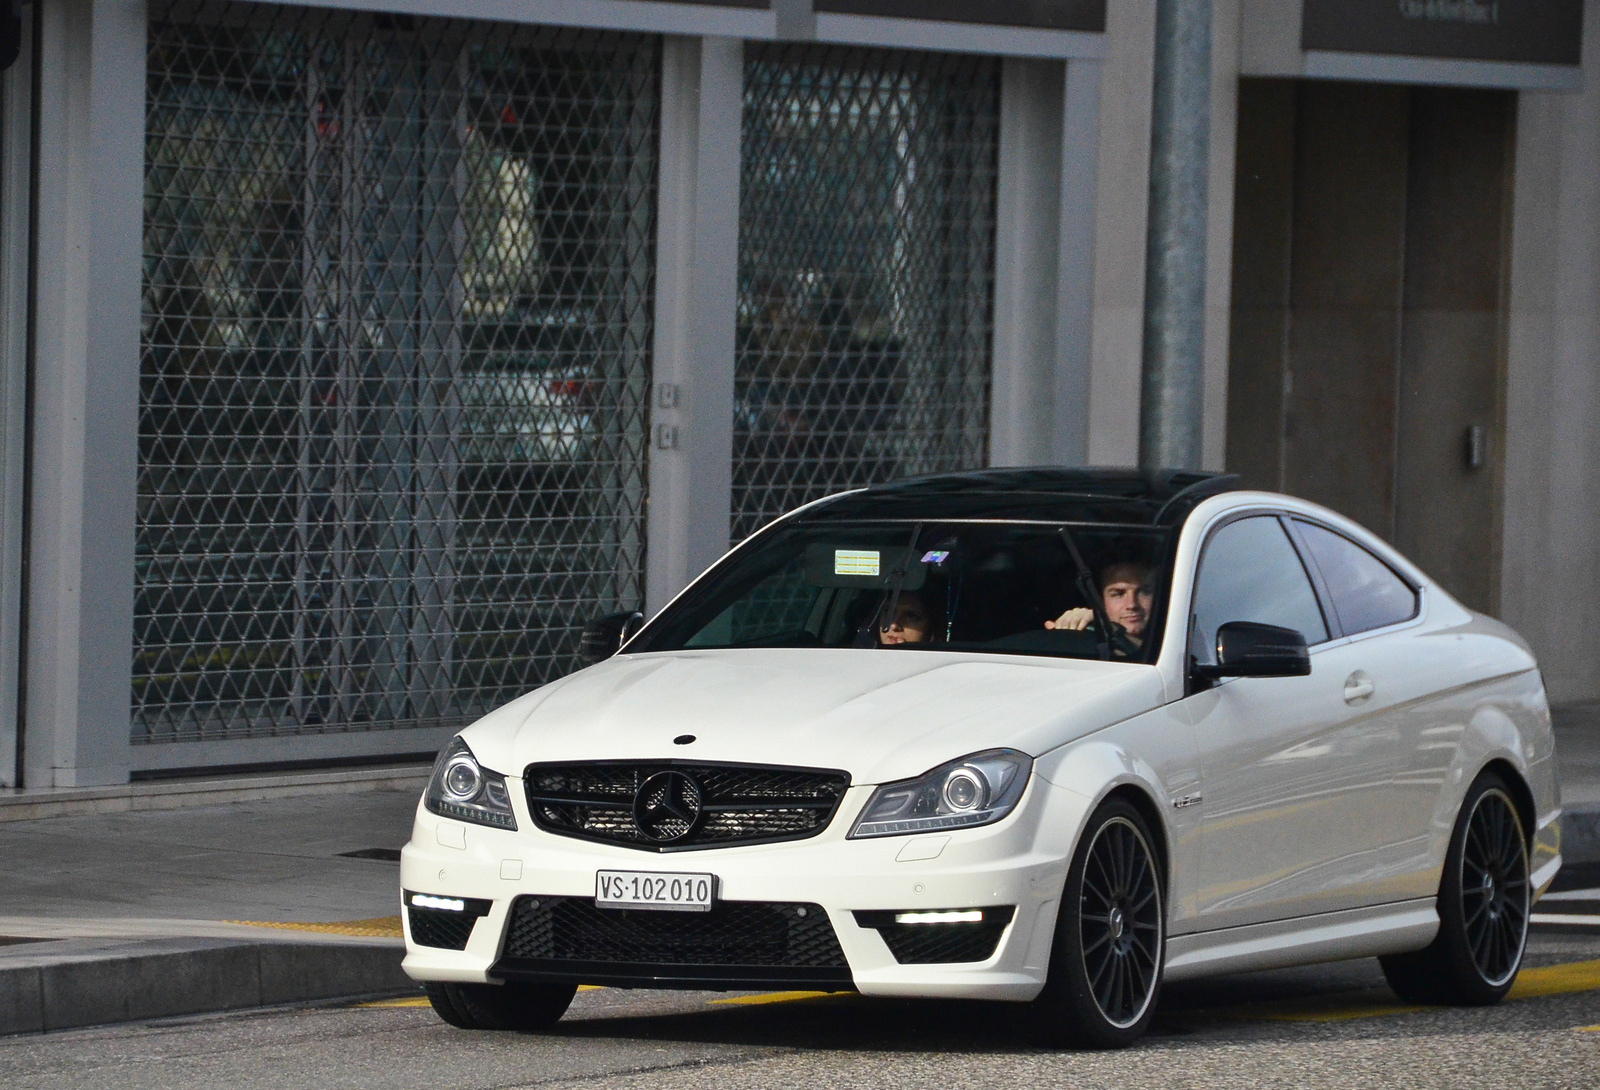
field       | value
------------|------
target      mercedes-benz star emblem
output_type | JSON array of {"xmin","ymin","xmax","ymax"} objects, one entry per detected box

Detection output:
[{"xmin": 632, "ymin": 770, "xmax": 703, "ymax": 844}]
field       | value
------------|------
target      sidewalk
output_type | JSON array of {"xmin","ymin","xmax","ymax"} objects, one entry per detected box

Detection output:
[
  {"xmin": 1555, "ymin": 700, "xmax": 1600, "ymax": 863},
  {"xmin": 0, "ymin": 775, "xmax": 428, "ymax": 1034},
  {"xmin": 2, "ymin": 709, "xmax": 1598, "ymax": 1037}
]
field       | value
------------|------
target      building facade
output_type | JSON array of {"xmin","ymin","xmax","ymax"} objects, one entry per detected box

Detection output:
[{"xmin": 0, "ymin": 0, "xmax": 1594, "ymax": 789}]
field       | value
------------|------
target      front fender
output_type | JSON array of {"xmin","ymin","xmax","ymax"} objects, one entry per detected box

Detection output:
[{"xmin": 1033, "ymin": 703, "xmax": 1203, "ymax": 934}]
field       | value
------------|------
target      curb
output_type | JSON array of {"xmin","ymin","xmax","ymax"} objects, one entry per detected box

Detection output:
[
  {"xmin": 0, "ymin": 938, "xmax": 413, "ymax": 1036},
  {"xmin": 1564, "ymin": 803, "xmax": 1600, "ymax": 865}
]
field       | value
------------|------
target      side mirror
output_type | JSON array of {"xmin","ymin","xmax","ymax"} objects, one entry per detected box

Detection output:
[
  {"xmin": 579, "ymin": 611, "xmax": 645, "ymax": 666},
  {"xmin": 1191, "ymin": 621, "xmax": 1310, "ymax": 680}
]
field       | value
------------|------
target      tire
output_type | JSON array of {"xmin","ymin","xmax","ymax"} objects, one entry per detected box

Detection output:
[
  {"xmin": 1030, "ymin": 796, "xmax": 1165, "ymax": 1049},
  {"xmin": 1380, "ymin": 771, "xmax": 1530, "ymax": 1006},
  {"xmin": 425, "ymin": 981, "xmax": 578, "ymax": 1031}
]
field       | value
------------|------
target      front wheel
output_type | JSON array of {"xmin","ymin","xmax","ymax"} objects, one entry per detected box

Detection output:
[
  {"xmin": 1380, "ymin": 771, "xmax": 1530, "ymax": 1005},
  {"xmin": 425, "ymin": 980, "xmax": 578, "ymax": 1031},
  {"xmin": 1030, "ymin": 796, "xmax": 1165, "ymax": 1048}
]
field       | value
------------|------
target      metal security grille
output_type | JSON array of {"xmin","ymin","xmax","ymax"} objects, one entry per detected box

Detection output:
[
  {"xmin": 733, "ymin": 45, "xmax": 999, "ymax": 542},
  {"xmin": 137, "ymin": 2, "xmax": 658, "ymax": 746}
]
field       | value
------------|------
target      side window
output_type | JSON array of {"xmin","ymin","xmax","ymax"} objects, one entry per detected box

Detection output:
[
  {"xmin": 1190, "ymin": 516, "xmax": 1329, "ymax": 664},
  {"xmin": 1294, "ymin": 521, "xmax": 1418, "ymax": 635}
]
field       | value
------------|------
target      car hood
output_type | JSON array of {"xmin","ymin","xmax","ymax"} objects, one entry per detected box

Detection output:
[{"xmin": 460, "ymin": 649, "xmax": 1167, "ymax": 785}]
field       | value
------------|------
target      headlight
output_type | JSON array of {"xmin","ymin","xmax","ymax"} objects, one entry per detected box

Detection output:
[
  {"xmin": 424, "ymin": 739, "xmax": 517, "ymax": 830},
  {"xmin": 848, "ymin": 749, "xmax": 1032, "ymax": 839}
]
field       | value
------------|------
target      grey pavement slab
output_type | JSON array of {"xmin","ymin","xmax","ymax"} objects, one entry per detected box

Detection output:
[
  {"xmin": 0, "ymin": 788, "xmax": 422, "ymax": 1034},
  {"xmin": 0, "ymin": 789, "xmax": 419, "ymax": 922}
]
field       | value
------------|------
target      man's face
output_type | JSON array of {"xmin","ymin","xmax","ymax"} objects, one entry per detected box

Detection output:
[{"xmin": 1101, "ymin": 565, "xmax": 1154, "ymax": 638}]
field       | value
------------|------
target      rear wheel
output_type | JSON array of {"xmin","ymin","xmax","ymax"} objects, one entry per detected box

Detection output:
[
  {"xmin": 1380, "ymin": 771, "xmax": 1529, "ymax": 1005},
  {"xmin": 425, "ymin": 981, "xmax": 578, "ymax": 1031},
  {"xmin": 1030, "ymin": 796, "xmax": 1165, "ymax": 1048}
]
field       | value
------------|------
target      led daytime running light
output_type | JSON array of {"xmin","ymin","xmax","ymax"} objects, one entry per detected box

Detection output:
[
  {"xmin": 412, "ymin": 894, "xmax": 465, "ymax": 912},
  {"xmin": 894, "ymin": 910, "xmax": 984, "ymax": 924}
]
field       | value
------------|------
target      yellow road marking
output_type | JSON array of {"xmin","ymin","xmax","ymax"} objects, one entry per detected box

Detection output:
[
  {"xmin": 1247, "ymin": 958, "xmax": 1600, "ymax": 1023},
  {"xmin": 709, "ymin": 991, "xmax": 847, "ymax": 1007},
  {"xmin": 228, "ymin": 916, "xmax": 403, "ymax": 938},
  {"xmin": 1508, "ymin": 958, "xmax": 1600, "ymax": 1000},
  {"xmin": 1579, "ymin": 1025, "xmax": 1600, "ymax": 1033}
]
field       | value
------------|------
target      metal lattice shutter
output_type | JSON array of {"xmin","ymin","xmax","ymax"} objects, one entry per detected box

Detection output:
[
  {"xmin": 733, "ymin": 45, "xmax": 999, "ymax": 542},
  {"xmin": 137, "ymin": 2, "xmax": 658, "ymax": 746}
]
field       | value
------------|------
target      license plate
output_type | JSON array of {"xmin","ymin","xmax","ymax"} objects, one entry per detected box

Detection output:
[{"xmin": 595, "ymin": 870, "xmax": 716, "ymax": 912}]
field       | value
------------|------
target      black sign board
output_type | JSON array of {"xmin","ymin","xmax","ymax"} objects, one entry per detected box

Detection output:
[
  {"xmin": 815, "ymin": 1, "xmax": 1107, "ymax": 33},
  {"xmin": 1302, "ymin": 0, "xmax": 1582, "ymax": 66},
  {"xmin": 620, "ymin": 0, "xmax": 770, "ymax": 7}
]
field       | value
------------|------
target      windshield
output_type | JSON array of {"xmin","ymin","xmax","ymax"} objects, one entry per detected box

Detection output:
[{"xmin": 631, "ymin": 521, "xmax": 1173, "ymax": 662}]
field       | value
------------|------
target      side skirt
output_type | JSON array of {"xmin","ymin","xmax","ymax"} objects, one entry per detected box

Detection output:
[{"xmin": 1163, "ymin": 899, "xmax": 1439, "ymax": 983}]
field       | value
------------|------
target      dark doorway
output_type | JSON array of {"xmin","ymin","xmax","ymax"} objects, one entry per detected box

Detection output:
[{"xmin": 1226, "ymin": 79, "xmax": 1515, "ymax": 614}]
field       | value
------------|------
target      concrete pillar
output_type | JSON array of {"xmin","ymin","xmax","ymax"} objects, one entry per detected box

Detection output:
[
  {"xmin": 990, "ymin": 57, "xmax": 1064, "ymax": 468},
  {"xmin": 0, "ymin": 5, "xmax": 31, "ymax": 788},
  {"xmin": 991, "ymin": 56, "xmax": 1102, "ymax": 469},
  {"xmin": 23, "ymin": 0, "xmax": 145, "ymax": 787},
  {"xmin": 645, "ymin": 36, "xmax": 742, "ymax": 613},
  {"xmin": 1501, "ymin": 0, "xmax": 1600, "ymax": 705}
]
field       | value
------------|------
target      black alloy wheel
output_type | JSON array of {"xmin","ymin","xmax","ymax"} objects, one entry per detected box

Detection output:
[
  {"xmin": 425, "ymin": 980, "xmax": 578, "ymax": 1031},
  {"xmin": 1380, "ymin": 771, "xmax": 1530, "ymax": 1005},
  {"xmin": 1031, "ymin": 796, "xmax": 1165, "ymax": 1048},
  {"xmin": 1460, "ymin": 787, "xmax": 1531, "ymax": 984}
]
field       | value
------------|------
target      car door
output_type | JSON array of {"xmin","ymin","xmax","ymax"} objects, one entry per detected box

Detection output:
[
  {"xmin": 1183, "ymin": 514, "xmax": 1400, "ymax": 930},
  {"xmin": 1289, "ymin": 519, "xmax": 1433, "ymax": 903}
]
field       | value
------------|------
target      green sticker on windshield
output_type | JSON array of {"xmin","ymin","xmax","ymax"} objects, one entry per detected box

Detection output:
[{"xmin": 834, "ymin": 549, "xmax": 881, "ymax": 577}]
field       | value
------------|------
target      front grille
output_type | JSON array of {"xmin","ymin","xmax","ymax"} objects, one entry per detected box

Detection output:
[
  {"xmin": 523, "ymin": 761, "xmax": 851, "ymax": 851},
  {"xmin": 854, "ymin": 907, "xmax": 1015, "ymax": 964},
  {"xmin": 493, "ymin": 895, "xmax": 853, "ymax": 989}
]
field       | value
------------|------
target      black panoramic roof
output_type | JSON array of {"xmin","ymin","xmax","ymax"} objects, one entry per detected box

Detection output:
[{"xmin": 798, "ymin": 467, "xmax": 1241, "ymax": 526}]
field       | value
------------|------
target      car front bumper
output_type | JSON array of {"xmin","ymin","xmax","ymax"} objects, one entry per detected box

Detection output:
[{"xmin": 399, "ymin": 775, "xmax": 1092, "ymax": 1001}]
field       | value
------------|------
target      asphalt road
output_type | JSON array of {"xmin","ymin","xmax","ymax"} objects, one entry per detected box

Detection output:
[{"xmin": 6, "ymin": 920, "xmax": 1600, "ymax": 1090}]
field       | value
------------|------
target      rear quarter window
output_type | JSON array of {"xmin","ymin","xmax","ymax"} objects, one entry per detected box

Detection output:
[{"xmin": 1294, "ymin": 520, "xmax": 1419, "ymax": 635}]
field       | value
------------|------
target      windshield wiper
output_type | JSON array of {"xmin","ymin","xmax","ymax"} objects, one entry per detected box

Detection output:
[{"xmin": 1058, "ymin": 527, "xmax": 1112, "ymax": 661}]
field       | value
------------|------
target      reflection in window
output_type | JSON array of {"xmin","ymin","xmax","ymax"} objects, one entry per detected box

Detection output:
[
  {"xmin": 1295, "ymin": 521, "xmax": 1418, "ymax": 635},
  {"xmin": 1191, "ymin": 517, "xmax": 1328, "ymax": 663}
]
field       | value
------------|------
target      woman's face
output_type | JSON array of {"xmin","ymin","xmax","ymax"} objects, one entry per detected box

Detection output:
[{"xmin": 879, "ymin": 595, "xmax": 931, "ymax": 645}]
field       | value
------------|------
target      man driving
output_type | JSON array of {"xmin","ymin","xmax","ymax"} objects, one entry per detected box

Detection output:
[{"xmin": 1044, "ymin": 561, "xmax": 1155, "ymax": 649}]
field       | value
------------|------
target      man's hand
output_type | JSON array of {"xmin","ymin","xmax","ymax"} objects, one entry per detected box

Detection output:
[{"xmin": 1045, "ymin": 607, "xmax": 1094, "ymax": 631}]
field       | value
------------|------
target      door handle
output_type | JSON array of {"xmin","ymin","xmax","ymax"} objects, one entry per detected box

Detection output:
[{"xmin": 1343, "ymin": 671, "xmax": 1375, "ymax": 705}]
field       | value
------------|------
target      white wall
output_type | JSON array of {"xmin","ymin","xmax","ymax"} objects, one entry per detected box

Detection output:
[{"xmin": 1501, "ymin": 0, "xmax": 1600, "ymax": 706}]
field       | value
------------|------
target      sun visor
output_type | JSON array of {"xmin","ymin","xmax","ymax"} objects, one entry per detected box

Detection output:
[{"xmin": 802, "ymin": 544, "xmax": 928, "ymax": 590}]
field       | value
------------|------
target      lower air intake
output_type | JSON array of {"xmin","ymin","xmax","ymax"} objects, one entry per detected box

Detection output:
[
  {"xmin": 408, "ymin": 907, "xmax": 479, "ymax": 951},
  {"xmin": 853, "ymin": 907, "xmax": 1015, "ymax": 964},
  {"xmin": 492, "ymin": 895, "xmax": 853, "ymax": 990}
]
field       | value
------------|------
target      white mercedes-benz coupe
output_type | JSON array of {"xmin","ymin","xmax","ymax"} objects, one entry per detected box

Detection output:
[{"xmin": 400, "ymin": 469, "xmax": 1561, "ymax": 1047}]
